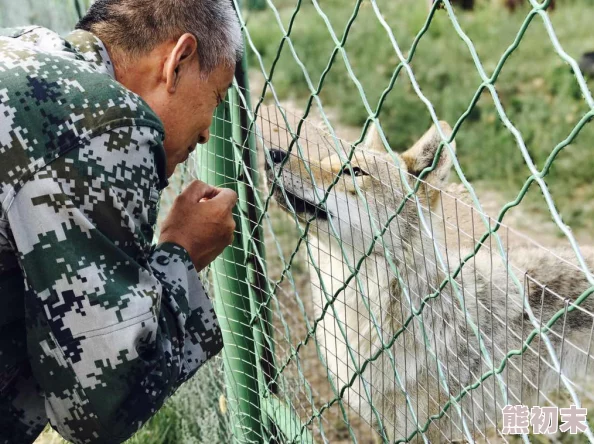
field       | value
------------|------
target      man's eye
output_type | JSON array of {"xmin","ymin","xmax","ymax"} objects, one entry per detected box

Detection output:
[{"xmin": 342, "ymin": 166, "xmax": 368, "ymax": 177}]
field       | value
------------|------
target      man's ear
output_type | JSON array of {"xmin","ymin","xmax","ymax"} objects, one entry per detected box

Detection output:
[
  {"xmin": 401, "ymin": 121, "xmax": 456, "ymax": 189},
  {"xmin": 164, "ymin": 33, "xmax": 198, "ymax": 93}
]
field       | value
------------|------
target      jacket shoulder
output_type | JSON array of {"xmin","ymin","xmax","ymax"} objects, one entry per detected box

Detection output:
[{"xmin": 0, "ymin": 32, "xmax": 165, "ymax": 201}]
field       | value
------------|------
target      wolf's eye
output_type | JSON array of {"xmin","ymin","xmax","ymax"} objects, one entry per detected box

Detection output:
[{"xmin": 342, "ymin": 166, "xmax": 368, "ymax": 177}]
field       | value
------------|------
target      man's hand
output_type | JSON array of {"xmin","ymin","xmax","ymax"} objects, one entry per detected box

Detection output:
[{"xmin": 159, "ymin": 180, "xmax": 238, "ymax": 271}]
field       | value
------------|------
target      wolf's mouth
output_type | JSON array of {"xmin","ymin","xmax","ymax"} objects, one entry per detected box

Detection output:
[{"xmin": 276, "ymin": 188, "xmax": 331, "ymax": 220}]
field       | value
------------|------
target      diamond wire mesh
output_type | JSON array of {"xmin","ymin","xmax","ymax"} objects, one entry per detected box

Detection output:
[
  {"xmin": 190, "ymin": 105, "xmax": 594, "ymax": 443},
  {"xmin": 10, "ymin": 0, "xmax": 594, "ymax": 442},
  {"xmin": 12, "ymin": 0, "xmax": 594, "ymax": 442},
  {"xmin": 166, "ymin": 0, "xmax": 594, "ymax": 442}
]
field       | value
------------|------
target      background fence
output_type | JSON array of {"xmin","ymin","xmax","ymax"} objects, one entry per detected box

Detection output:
[
  {"xmin": 202, "ymin": 0, "xmax": 594, "ymax": 442},
  {"xmin": 4, "ymin": 0, "xmax": 594, "ymax": 443}
]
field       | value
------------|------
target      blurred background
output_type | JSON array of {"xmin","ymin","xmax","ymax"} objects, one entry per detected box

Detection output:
[{"xmin": 244, "ymin": 0, "xmax": 594, "ymax": 246}]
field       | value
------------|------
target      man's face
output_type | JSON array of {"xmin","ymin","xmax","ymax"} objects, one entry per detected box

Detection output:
[
  {"xmin": 159, "ymin": 62, "xmax": 234, "ymax": 177},
  {"xmin": 122, "ymin": 34, "xmax": 236, "ymax": 178}
]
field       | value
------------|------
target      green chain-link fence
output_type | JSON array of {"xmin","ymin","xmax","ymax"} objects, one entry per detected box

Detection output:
[
  {"xmin": 6, "ymin": 0, "xmax": 594, "ymax": 442},
  {"xmin": 199, "ymin": 0, "xmax": 594, "ymax": 442}
]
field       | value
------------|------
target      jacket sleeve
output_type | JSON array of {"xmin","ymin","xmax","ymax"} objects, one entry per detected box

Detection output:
[{"xmin": 6, "ymin": 126, "xmax": 223, "ymax": 443}]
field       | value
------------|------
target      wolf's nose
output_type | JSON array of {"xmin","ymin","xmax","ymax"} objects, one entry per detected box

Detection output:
[{"xmin": 269, "ymin": 149, "xmax": 288, "ymax": 164}]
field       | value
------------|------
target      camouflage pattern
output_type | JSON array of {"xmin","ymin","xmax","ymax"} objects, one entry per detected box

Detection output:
[{"xmin": 0, "ymin": 26, "xmax": 223, "ymax": 443}]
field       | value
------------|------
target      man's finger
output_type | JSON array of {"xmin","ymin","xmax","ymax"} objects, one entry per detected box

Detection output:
[
  {"xmin": 211, "ymin": 188, "xmax": 239, "ymax": 207},
  {"xmin": 183, "ymin": 180, "xmax": 219, "ymax": 202}
]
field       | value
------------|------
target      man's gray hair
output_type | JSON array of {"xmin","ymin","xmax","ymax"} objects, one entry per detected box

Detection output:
[{"xmin": 77, "ymin": 0, "xmax": 243, "ymax": 73}]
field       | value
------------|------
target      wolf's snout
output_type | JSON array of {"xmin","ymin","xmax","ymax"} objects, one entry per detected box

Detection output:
[{"xmin": 269, "ymin": 149, "xmax": 288, "ymax": 165}]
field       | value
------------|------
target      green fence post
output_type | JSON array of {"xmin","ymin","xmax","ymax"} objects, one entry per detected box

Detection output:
[
  {"xmin": 73, "ymin": 0, "xmax": 83, "ymax": 19},
  {"xmin": 200, "ymin": 100, "xmax": 262, "ymax": 443},
  {"xmin": 231, "ymin": 53, "xmax": 280, "ymax": 440}
]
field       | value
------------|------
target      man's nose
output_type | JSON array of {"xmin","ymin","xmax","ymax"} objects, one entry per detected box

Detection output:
[
  {"xmin": 269, "ymin": 149, "xmax": 288, "ymax": 164},
  {"xmin": 198, "ymin": 129, "xmax": 210, "ymax": 145}
]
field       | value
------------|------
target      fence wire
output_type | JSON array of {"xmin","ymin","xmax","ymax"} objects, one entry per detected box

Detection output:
[
  {"xmin": 11, "ymin": 0, "xmax": 594, "ymax": 442},
  {"xmin": 170, "ymin": 0, "xmax": 594, "ymax": 442}
]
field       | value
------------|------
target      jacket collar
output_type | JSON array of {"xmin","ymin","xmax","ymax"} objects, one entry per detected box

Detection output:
[{"xmin": 64, "ymin": 29, "xmax": 116, "ymax": 80}]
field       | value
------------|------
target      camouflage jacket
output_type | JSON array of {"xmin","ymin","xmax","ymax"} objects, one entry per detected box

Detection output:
[{"xmin": 0, "ymin": 27, "xmax": 223, "ymax": 443}]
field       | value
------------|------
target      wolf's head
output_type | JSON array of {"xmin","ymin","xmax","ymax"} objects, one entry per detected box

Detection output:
[{"xmin": 266, "ymin": 121, "xmax": 456, "ymax": 263}]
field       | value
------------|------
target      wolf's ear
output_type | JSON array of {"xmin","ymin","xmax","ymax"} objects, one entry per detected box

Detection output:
[
  {"xmin": 401, "ymin": 121, "xmax": 456, "ymax": 189},
  {"xmin": 364, "ymin": 122, "xmax": 388, "ymax": 153}
]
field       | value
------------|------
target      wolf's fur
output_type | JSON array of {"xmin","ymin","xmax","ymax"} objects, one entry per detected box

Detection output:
[{"xmin": 267, "ymin": 122, "xmax": 594, "ymax": 441}]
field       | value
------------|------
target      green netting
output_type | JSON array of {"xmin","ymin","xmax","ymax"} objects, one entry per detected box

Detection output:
[
  {"xmin": 9, "ymin": 0, "xmax": 594, "ymax": 443},
  {"xmin": 200, "ymin": 0, "xmax": 594, "ymax": 442}
]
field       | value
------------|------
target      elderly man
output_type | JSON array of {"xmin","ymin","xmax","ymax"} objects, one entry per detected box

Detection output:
[{"xmin": 0, "ymin": 0, "xmax": 241, "ymax": 442}]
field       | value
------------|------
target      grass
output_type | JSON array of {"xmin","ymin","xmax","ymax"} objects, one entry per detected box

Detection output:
[{"xmin": 245, "ymin": 0, "xmax": 594, "ymax": 232}]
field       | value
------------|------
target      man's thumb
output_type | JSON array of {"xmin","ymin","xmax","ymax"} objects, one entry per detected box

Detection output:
[{"xmin": 211, "ymin": 188, "xmax": 239, "ymax": 207}]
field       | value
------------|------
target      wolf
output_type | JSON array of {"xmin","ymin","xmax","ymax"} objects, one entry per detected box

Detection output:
[{"xmin": 266, "ymin": 121, "xmax": 594, "ymax": 442}]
